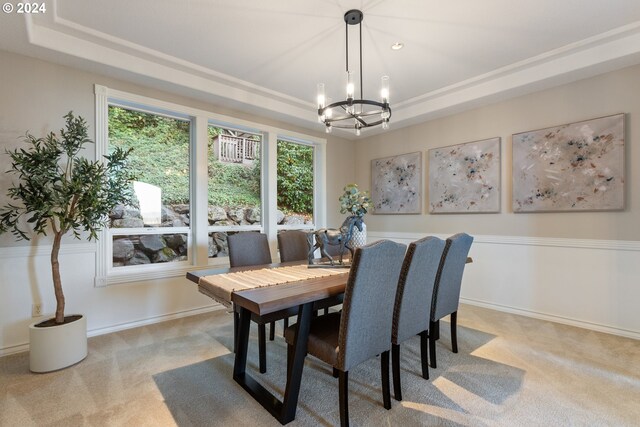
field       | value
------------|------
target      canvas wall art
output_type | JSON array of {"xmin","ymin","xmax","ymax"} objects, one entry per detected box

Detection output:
[
  {"xmin": 512, "ymin": 114, "xmax": 625, "ymax": 212},
  {"xmin": 428, "ymin": 137, "xmax": 501, "ymax": 213},
  {"xmin": 371, "ymin": 151, "xmax": 422, "ymax": 214}
]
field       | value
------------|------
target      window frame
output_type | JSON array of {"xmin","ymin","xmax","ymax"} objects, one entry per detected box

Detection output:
[
  {"xmin": 106, "ymin": 103, "xmax": 194, "ymax": 275},
  {"xmin": 94, "ymin": 85, "xmax": 326, "ymax": 286}
]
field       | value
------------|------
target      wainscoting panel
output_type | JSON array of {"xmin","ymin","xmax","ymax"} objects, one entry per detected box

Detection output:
[
  {"xmin": 368, "ymin": 232, "xmax": 640, "ymax": 340},
  {"xmin": 0, "ymin": 243, "xmax": 218, "ymax": 356}
]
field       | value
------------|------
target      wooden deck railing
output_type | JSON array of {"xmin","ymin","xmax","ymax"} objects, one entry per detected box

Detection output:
[{"xmin": 214, "ymin": 135, "xmax": 259, "ymax": 164}]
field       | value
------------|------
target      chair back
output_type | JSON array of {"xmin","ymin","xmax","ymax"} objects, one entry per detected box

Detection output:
[
  {"xmin": 431, "ymin": 233, "xmax": 474, "ymax": 321},
  {"xmin": 277, "ymin": 230, "xmax": 310, "ymax": 262},
  {"xmin": 337, "ymin": 240, "xmax": 406, "ymax": 372},
  {"xmin": 392, "ymin": 236, "xmax": 446, "ymax": 345},
  {"xmin": 227, "ymin": 232, "xmax": 272, "ymax": 267}
]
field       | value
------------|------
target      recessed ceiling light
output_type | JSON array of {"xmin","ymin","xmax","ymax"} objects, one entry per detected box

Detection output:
[{"xmin": 391, "ymin": 42, "xmax": 404, "ymax": 50}]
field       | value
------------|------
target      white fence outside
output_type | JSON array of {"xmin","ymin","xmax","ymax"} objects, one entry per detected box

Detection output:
[{"xmin": 213, "ymin": 135, "xmax": 259, "ymax": 164}]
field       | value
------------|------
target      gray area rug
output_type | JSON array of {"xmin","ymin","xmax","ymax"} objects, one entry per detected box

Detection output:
[{"xmin": 1, "ymin": 304, "xmax": 638, "ymax": 426}]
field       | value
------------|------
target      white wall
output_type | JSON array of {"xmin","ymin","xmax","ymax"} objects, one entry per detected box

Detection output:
[
  {"xmin": 357, "ymin": 65, "xmax": 640, "ymax": 339},
  {"xmin": 0, "ymin": 51, "xmax": 355, "ymax": 355}
]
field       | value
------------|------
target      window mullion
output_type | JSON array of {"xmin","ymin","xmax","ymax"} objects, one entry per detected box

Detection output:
[
  {"xmin": 193, "ymin": 115, "xmax": 210, "ymax": 266},
  {"xmin": 264, "ymin": 130, "xmax": 278, "ymax": 259}
]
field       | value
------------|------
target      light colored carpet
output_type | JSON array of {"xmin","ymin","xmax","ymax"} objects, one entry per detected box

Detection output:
[{"xmin": 1, "ymin": 304, "xmax": 638, "ymax": 426}]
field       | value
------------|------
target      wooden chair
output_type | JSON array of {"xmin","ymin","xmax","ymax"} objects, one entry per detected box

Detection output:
[
  {"xmin": 227, "ymin": 232, "xmax": 273, "ymax": 374},
  {"xmin": 284, "ymin": 240, "xmax": 406, "ymax": 427},
  {"xmin": 429, "ymin": 233, "xmax": 474, "ymax": 369},
  {"xmin": 390, "ymin": 236, "xmax": 445, "ymax": 401}
]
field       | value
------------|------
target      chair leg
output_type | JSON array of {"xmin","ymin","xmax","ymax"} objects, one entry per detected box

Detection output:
[
  {"xmin": 381, "ymin": 351, "xmax": 391, "ymax": 410},
  {"xmin": 419, "ymin": 331, "xmax": 429, "ymax": 379},
  {"xmin": 324, "ymin": 307, "xmax": 329, "ymax": 315},
  {"xmin": 283, "ymin": 317, "xmax": 289, "ymax": 337},
  {"xmin": 258, "ymin": 324, "xmax": 267, "ymax": 374},
  {"xmin": 269, "ymin": 321, "xmax": 275, "ymax": 341},
  {"xmin": 391, "ymin": 344, "xmax": 402, "ymax": 401},
  {"xmin": 433, "ymin": 319, "xmax": 440, "ymax": 340},
  {"xmin": 333, "ymin": 367, "xmax": 339, "ymax": 378},
  {"xmin": 429, "ymin": 321, "xmax": 437, "ymax": 369},
  {"xmin": 339, "ymin": 370, "xmax": 349, "ymax": 427},
  {"xmin": 451, "ymin": 311, "xmax": 458, "ymax": 353}
]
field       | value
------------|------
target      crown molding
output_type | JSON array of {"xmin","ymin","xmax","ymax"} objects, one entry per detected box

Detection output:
[{"xmin": 23, "ymin": 10, "xmax": 640, "ymax": 136}]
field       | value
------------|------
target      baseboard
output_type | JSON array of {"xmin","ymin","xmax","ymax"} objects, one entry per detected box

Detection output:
[
  {"xmin": 86, "ymin": 304, "xmax": 226, "ymax": 337},
  {"xmin": 0, "ymin": 304, "xmax": 226, "ymax": 358},
  {"xmin": 460, "ymin": 297, "xmax": 640, "ymax": 340},
  {"xmin": 0, "ymin": 342, "xmax": 31, "ymax": 357}
]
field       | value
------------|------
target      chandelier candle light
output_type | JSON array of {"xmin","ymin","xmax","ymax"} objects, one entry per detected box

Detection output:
[{"xmin": 317, "ymin": 9, "xmax": 391, "ymax": 135}]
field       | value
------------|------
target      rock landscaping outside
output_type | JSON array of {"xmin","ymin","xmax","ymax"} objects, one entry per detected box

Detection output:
[{"xmin": 110, "ymin": 204, "xmax": 312, "ymax": 266}]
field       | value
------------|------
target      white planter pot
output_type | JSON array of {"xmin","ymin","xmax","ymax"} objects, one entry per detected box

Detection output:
[
  {"xmin": 29, "ymin": 314, "xmax": 87, "ymax": 373},
  {"xmin": 349, "ymin": 221, "xmax": 367, "ymax": 249}
]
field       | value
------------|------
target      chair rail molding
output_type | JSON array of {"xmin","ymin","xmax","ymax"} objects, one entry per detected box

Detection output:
[{"xmin": 368, "ymin": 231, "xmax": 640, "ymax": 340}]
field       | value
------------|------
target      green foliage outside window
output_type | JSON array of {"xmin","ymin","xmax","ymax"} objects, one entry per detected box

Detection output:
[
  {"xmin": 108, "ymin": 107, "xmax": 190, "ymax": 205},
  {"xmin": 277, "ymin": 141, "xmax": 314, "ymax": 215},
  {"xmin": 108, "ymin": 107, "xmax": 314, "ymax": 215}
]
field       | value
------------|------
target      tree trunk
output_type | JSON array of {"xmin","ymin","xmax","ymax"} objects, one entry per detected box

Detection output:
[{"xmin": 51, "ymin": 232, "xmax": 65, "ymax": 324}]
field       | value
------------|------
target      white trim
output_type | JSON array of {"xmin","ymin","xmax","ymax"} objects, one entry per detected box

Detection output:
[
  {"xmin": 25, "ymin": 14, "xmax": 640, "ymax": 137},
  {"xmin": 0, "ymin": 243, "xmax": 96, "ymax": 259},
  {"xmin": 110, "ymin": 227, "xmax": 191, "ymax": 236},
  {"xmin": 277, "ymin": 224, "xmax": 315, "ymax": 230},
  {"xmin": 0, "ymin": 342, "xmax": 30, "ymax": 357},
  {"xmin": 86, "ymin": 304, "xmax": 226, "ymax": 337},
  {"xmin": 106, "ymin": 263, "xmax": 213, "ymax": 285},
  {"xmin": 367, "ymin": 231, "xmax": 640, "ymax": 252},
  {"xmin": 95, "ymin": 85, "xmax": 109, "ymax": 287},
  {"xmin": 460, "ymin": 299, "xmax": 640, "ymax": 341},
  {"xmin": 207, "ymin": 225, "xmax": 262, "ymax": 232},
  {"xmin": 0, "ymin": 304, "xmax": 226, "ymax": 357}
]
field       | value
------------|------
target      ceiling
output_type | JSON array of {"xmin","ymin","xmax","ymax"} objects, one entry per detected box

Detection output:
[{"xmin": 2, "ymin": 0, "xmax": 640, "ymax": 138}]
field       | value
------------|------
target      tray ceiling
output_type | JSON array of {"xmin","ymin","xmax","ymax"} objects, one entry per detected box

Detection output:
[{"xmin": 2, "ymin": 0, "xmax": 640, "ymax": 138}]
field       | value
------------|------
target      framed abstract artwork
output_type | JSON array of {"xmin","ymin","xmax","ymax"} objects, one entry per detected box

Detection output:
[
  {"xmin": 371, "ymin": 151, "xmax": 422, "ymax": 214},
  {"xmin": 512, "ymin": 114, "xmax": 625, "ymax": 212},
  {"xmin": 428, "ymin": 137, "xmax": 501, "ymax": 213}
]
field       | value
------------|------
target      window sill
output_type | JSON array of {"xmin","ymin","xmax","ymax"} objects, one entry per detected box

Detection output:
[{"xmin": 103, "ymin": 263, "xmax": 219, "ymax": 286}]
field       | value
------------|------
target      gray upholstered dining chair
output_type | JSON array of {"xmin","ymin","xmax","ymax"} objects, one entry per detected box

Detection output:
[
  {"xmin": 284, "ymin": 240, "xmax": 406, "ymax": 427},
  {"xmin": 429, "ymin": 232, "xmax": 474, "ymax": 369},
  {"xmin": 277, "ymin": 230, "xmax": 311, "ymax": 263},
  {"xmin": 391, "ymin": 236, "xmax": 445, "ymax": 401},
  {"xmin": 276, "ymin": 230, "xmax": 311, "ymax": 336},
  {"xmin": 227, "ymin": 232, "xmax": 273, "ymax": 374}
]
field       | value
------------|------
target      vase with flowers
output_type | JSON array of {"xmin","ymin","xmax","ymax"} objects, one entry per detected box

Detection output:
[{"xmin": 339, "ymin": 183, "xmax": 371, "ymax": 248}]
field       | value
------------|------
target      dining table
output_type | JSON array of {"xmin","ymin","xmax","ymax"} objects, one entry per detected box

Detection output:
[
  {"xmin": 186, "ymin": 256, "xmax": 472, "ymax": 425},
  {"xmin": 186, "ymin": 260, "xmax": 350, "ymax": 425}
]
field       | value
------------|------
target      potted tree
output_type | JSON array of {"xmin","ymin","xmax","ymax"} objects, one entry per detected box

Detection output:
[{"xmin": 0, "ymin": 112, "xmax": 133, "ymax": 372}]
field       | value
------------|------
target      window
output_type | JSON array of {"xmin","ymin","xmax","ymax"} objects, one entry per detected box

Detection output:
[
  {"xmin": 108, "ymin": 106, "xmax": 191, "ymax": 269},
  {"xmin": 277, "ymin": 139, "xmax": 315, "ymax": 229},
  {"xmin": 207, "ymin": 125, "xmax": 262, "ymax": 258},
  {"xmin": 94, "ymin": 85, "xmax": 326, "ymax": 286}
]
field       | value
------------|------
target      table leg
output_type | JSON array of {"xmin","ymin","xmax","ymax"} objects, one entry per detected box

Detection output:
[
  {"xmin": 232, "ymin": 303, "xmax": 313, "ymax": 425},
  {"xmin": 281, "ymin": 302, "xmax": 313, "ymax": 423}
]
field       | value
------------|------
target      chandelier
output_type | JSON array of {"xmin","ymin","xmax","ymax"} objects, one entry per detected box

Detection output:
[{"xmin": 317, "ymin": 9, "xmax": 391, "ymax": 136}]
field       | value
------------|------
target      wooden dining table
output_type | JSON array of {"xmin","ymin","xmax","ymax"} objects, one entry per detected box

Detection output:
[{"xmin": 186, "ymin": 260, "xmax": 350, "ymax": 425}]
